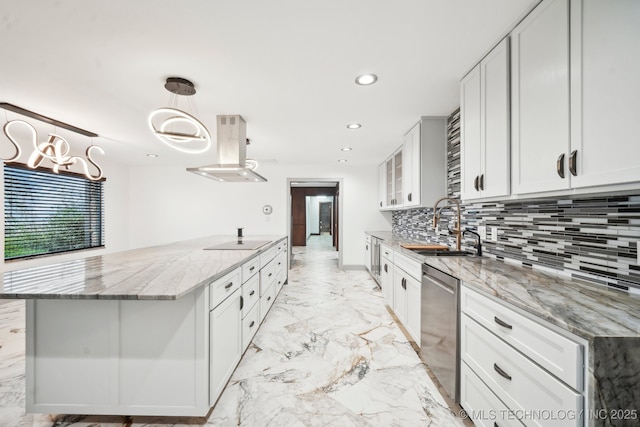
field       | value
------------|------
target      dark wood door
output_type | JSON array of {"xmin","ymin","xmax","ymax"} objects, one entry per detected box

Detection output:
[
  {"xmin": 291, "ymin": 187, "xmax": 307, "ymax": 246},
  {"xmin": 319, "ymin": 202, "xmax": 332, "ymax": 233}
]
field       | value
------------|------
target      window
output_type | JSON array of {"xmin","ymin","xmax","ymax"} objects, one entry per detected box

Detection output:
[{"xmin": 4, "ymin": 164, "xmax": 104, "ymax": 260}]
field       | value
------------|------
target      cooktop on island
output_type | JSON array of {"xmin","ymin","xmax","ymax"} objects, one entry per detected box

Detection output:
[{"xmin": 204, "ymin": 240, "xmax": 271, "ymax": 250}]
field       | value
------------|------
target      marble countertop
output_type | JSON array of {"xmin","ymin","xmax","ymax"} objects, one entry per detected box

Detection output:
[
  {"xmin": 0, "ymin": 235, "xmax": 286, "ymax": 300},
  {"xmin": 367, "ymin": 231, "xmax": 640, "ymax": 340}
]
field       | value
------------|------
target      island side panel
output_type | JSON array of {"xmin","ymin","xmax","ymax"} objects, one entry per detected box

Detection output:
[{"xmin": 25, "ymin": 287, "xmax": 210, "ymax": 417}]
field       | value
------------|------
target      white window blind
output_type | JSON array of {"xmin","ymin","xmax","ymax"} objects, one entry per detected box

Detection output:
[{"xmin": 4, "ymin": 164, "xmax": 104, "ymax": 260}]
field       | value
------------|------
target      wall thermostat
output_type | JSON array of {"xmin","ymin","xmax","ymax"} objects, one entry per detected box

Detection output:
[{"xmin": 262, "ymin": 205, "xmax": 273, "ymax": 215}]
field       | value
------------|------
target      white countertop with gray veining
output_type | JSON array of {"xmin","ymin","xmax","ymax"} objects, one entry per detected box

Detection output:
[
  {"xmin": 368, "ymin": 231, "xmax": 640, "ymax": 340},
  {"xmin": 0, "ymin": 235, "xmax": 286, "ymax": 300}
]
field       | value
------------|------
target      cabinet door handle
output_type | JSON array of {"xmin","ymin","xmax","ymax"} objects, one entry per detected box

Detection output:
[
  {"xmin": 267, "ymin": 296, "xmax": 272, "ymax": 301},
  {"xmin": 225, "ymin": 282, "xmax": 233, "ymax": 290},
  {"xmin": 249, "ymin": 290, "xmax": 255, "ymax": 296},
  {"xmin": 249, "ymin": 320, "xmax": 255, "ymax": 328},
  {"xmin": 569, "ymin": 150, "xmax": 578, "ymax": 176},
  {"xmin": 384, "ymin": 264, "xmax": 388, "ymax": 273},
  {"xmin": 240, "ymin": 296, "xmax": 244, "ymax": 310},
  {"xmin": 557, "ymin": 153, "xmax": 566, "ymax": 178},
  {"xmin": 250, "ymin": 266, "xmax": 255, "ymax": 272},
  {"xmin": 407, "ymin": 193, "xmax": 412, "ymax": 202},
  {"xmin": 401, "ymin": 277, "xmax": 406, "ymax": 290},
  {"xmin": 494, "ymin": 316, "xmax": 513, "ymax": 330},
  {"xmin": 366, "ymin": 245, "xmax": 369, "ymax": 250},
  {"xmin": 493, "ymin": 363, "xmax": 512, "ymax": 381},
  {"xmin": 380, "ymin": 201, "xmax": 382, "ymax": 207},
  {"xmin": 268, "ymin": 273, "xmax": 273, "ymax": 277},
  {"xmin": 479, "ymin": 174, "xmax": 484, "ymax": 190},
  {"xmin": 474, "ymin": 175, "xmax": 479, "ymax": 191}
]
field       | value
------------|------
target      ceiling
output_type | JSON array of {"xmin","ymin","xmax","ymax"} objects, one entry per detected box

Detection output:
[{"xmin": 0, "ymin": 0, "xmax": 536, "ymax": 169}]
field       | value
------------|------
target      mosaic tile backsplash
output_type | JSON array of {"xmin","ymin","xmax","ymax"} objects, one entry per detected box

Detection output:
[{"xmin": 392, "ymin": 109, "xmax": 640, "ymax": 291}]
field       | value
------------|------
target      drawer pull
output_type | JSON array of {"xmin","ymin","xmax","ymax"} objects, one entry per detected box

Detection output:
[
  {"xmin": 249, "ymin": 290, "xmax": 255, "ymax": 296},
  {"xmin": 250, "ymin": 266, "xmax": 255, "ymax": 271},
  {"xmin": 225, "ymin": 282, "xmax": 233, "ymax": 290},
  {"xmin": 494, "ymin": 316, "xmax": 513, "ymax": 330},
  {"xmin": 493, "ymin": 363, "xmax": 512, "ymax": 381},
  {"xmin": 268, "ymin": 273, "xmax": 273, "ymax": 277},
  {"xmin": 249, "ymin": 320, "xmax": 255, "ymax": 328},
  {"xmin": 267, "ymin": 296, "xmax": 272, "ymax": 301}
]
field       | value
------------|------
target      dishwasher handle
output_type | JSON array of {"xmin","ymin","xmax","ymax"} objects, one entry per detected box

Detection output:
[{"xmin": 422, "ymin": 273, "xmax": 454, "ymax": 295}]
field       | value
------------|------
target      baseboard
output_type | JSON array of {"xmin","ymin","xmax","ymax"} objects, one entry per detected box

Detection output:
[{"xmin": 341, "ymin": 264, "xmax": 367, "ymax": 271}]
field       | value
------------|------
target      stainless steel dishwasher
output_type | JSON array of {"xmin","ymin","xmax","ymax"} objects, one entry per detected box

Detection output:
[{"xmin": 421, "ymin": 263, "xmax": 460, "ymax": 403}]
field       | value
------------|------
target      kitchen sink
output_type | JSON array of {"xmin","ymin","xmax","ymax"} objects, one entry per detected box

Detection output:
[{"xmin": 408, "ymin": 249, "xmax": 474, "ymax": 257}]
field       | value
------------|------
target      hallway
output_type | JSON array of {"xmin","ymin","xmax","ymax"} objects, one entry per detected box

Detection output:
[{"xmin": 0, "ymin": 236, "xmax": 465, "ymax": 426}]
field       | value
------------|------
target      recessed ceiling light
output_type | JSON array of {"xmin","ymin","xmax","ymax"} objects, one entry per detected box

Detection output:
[
  {"xmin": 146, "ymin": 154, "xmax": 159, "ymax": 158},
  {"xmin": 341, "ymin": 147, "xmax": 352, "ymax": 152},
  {"xmin": 355, "ymin": 74, "xmax": 378, "ymax": 86},
  {"xmin": 338, "ymin": 159, "xmax": 348, "ymax": 163},
  {"xmin": 347, "ymin": 123, "xmax": 361, "ymax": 129}
]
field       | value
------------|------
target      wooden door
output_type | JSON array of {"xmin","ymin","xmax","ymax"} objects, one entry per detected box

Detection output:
[
  {"xmin": 319, "ymin": 202, "xmax": 331, "ymax": 233},
  {"xmin": 291, "ymin": 187, "xmax": 306, "ymax": 246}
]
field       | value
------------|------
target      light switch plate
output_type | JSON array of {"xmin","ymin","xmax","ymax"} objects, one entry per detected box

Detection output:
[
  {"xmin": 491, "ymin": 227, "xmax": 498, "ymax": 242},
  {"xmin": 478, "ymin": 226, "xmax": 487, "ymax": 240}
]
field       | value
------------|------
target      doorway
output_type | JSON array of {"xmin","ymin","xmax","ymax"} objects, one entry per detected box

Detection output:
[{"xmin": 287, "ymin": 179, "xmax": 343, "ymax": 267}]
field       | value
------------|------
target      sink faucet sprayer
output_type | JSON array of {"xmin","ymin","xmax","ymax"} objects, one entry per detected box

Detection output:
[{"xmin": 432, "ymin": 197, "xmax": 462, "ymax": 251}]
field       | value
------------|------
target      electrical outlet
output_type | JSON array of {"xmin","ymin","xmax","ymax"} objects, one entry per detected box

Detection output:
[
  {"xmin": 478, "ymin": 226, "xmax": 487, "ymax": 240},
  {"xmin": 491, "ymin": 227, "xmax": 498, "ymax": 242}
]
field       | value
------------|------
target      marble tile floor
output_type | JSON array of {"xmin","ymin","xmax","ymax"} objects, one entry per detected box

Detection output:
[{"xmin": 0, "ymin": 235, "xmax": 467, "ymax": 426}]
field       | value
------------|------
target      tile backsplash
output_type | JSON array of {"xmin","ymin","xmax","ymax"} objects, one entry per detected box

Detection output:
[{"xmin": 392, "ymin": 109, "xmax": 640, "ymax": 291}]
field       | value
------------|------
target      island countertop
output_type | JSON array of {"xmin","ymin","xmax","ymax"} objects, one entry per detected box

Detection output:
[{"xmin": 0, "ymin": 235, "xmax": 287, "ymax": 300}]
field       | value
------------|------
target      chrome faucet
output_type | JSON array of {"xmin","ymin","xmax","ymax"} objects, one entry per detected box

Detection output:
[{"xmin": 433, "ymin": 196, "xmax": 462, "ymax": 251}]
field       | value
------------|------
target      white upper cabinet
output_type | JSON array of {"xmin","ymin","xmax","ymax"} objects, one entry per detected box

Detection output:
[
  {"xmin": 511, "ymin": 0, "xmax": 571, "ymax": 195},
  {"xmin": 569, "ymin": 0, "xmax": 640, "ymax": 189},
  {"xmin": 381, "ymin": 148, "xmax": 404, "ymax": 209},
  {"xmin": 403, "ymin": 122, "xmax": 421, "ymax": 207},
  {"xmin": 378, "ymin": 163, "xmax": 386, "ymax": 209},
  {"xmin": 461, "ymin": 37, "xmax": 510, "ymax": 201}
]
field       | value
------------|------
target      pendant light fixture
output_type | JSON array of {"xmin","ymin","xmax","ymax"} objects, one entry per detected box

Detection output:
[{"xmin": 148, "ymin": 77, "xmax": 211, "ymax": 154}]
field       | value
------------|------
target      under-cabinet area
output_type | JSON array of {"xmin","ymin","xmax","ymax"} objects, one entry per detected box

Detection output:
[{"xmin": 2, "ymin": 236, "xmax": 288, "ymax": 417}]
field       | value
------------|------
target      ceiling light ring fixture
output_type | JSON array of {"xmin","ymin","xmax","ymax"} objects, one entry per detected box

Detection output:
[
  {"xmin": 149, "ymin": 77, "xmax": 211, "ymax": 154},
  {"xmin": 355, "ymin": 74, "xmax": 378, "ymax": 86},
  {"xmin": 148, "ymin": 107, "xmax": 211, "ymax": 154}
]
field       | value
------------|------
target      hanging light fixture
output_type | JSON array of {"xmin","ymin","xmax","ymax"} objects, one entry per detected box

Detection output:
[{"xmin": 148, "ymin": 77, "xmax": 211, "ymax": 154}]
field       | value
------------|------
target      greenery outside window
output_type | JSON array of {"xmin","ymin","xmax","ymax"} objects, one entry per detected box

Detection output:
[{"xmin": 4, "ymin": 164, "xmax": 104, "ymax": 260}]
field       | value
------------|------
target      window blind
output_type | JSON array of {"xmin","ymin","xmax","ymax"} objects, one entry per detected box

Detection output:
[{"xmin": 4, "ymin": 164, "xmax": 104, "ymax": 260}]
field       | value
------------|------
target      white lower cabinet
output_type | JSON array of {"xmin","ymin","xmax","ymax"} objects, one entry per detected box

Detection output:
[
  {"xmin": 460, "ymin": 286, "xmax": 584, "ymax": 427},
  {"xmin": 461, "ymin": 362, "xmax": 524, "ymax": 427},
  {"xmin": 390, "ymin": 250, "xmax": 422, "ymax": 345},
  {"xmin": 209, "ymin": 287, "xmax": 242, "ymax": 406},
  {"xmin": 242, "ymin": 302, "xmax": 260, "ymax": 351},
  {"xmin": 380, "ymin": 245, "xmax": 394, "ymax": 308}
]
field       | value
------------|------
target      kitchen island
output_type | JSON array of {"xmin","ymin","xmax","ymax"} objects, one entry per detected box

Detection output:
[{"xmin": 0, "ymin": 235, "xmax": 288, "ymax": 417}]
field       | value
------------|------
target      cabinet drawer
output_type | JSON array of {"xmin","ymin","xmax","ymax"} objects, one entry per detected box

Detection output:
[
  {"xmin": 394, "ymin": 251, "xmax": 421, "ymax": 280},
  {"xmin": 242, "ymin": 302, "xmax": 260, "ymax": 351},
  {"xmin": 241, "ymin": 274, "xmax": 259, "ymax": 316},
  {"xmin": 209, "ymin": 268, "xmax": 241, "ymax": 310},
  {"xmin": 275, "ymin": 239, "xmax": 286, "ymax": 254},
  {"xmin": 461, "ymin": 286, "xmax": 583, "ymax": 389},
  {"xmin": 461, "ymin": 314, "xmax": 583, "ymax": 427},
  {"xmin": 260, "ymin": 259, "xmax": 277, "ymax": 296},
  {"xmin": 242, "ymin": 257, "xmax": 260, "ymax": 283},
  {"xmin": 260, "ymin": 246, "xmax": 276, "ymax": 268},
  {"xmin": 461, "ymin": 362, "xmax": 524, "ymax": 427},
  {"xmin": 259, "ymin": 283, "xmax": 276, "ymax": 324},
  {"xmin": 381, "ymin": 244, "xmax": 394, "ymax": 263}
]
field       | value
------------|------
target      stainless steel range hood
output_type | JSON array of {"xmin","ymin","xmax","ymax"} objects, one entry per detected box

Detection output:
[{"xmin": 187, "ymin": 115, "xmax": 267, "ymax": 182}]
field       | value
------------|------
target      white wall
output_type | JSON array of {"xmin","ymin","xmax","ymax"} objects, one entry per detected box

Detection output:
[
  {"xmin": 127, "ymin": 162, "xmax": 391, "ymax": 267},
  {"xmin": 0, "ymin": 157, "xmax": 131, "ymax": 272}
]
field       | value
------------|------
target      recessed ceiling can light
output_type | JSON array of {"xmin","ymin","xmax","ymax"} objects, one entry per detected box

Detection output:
[
  {"xmin": 338, "ymin": 159, "xmax": 348, "ymax": 163},
  {"xmin": 355, "ymin": 74, "xmax": 378, "ymax": 85},
  {"xmin": 341, "ymin": 147, "xmax": 352, "ymax": 152},
  {"xmin": 146, "ymin": 153, "xmax": 159, "ymax": 158},
  {"xmin": 346, "ymin": 123, "xmax": 361, "ymax": 129}
]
